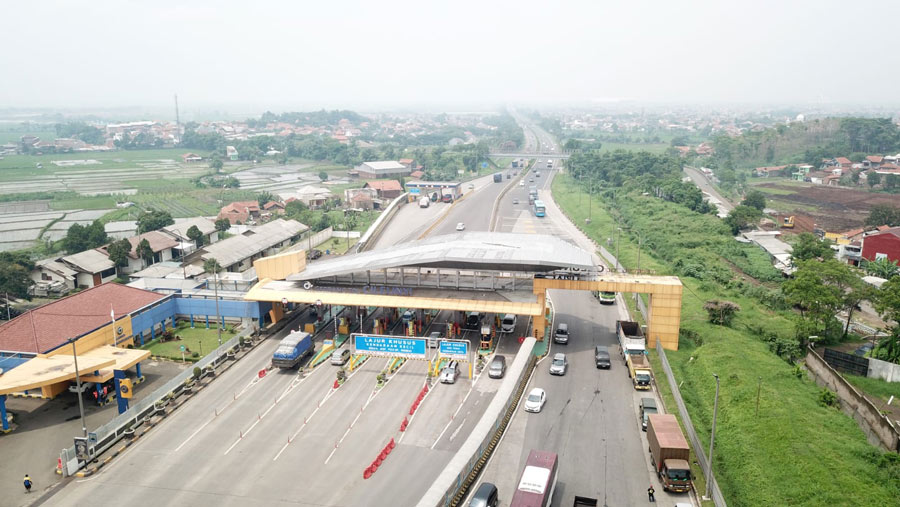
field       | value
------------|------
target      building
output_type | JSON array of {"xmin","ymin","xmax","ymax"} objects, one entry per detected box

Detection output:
[
  {"xmin": 226, "ymin": 145, "xmax": 239, "ymax": 161},
  {"xmin": 60, "ymin": 249, "xmax": 118, "ymax": 288},
  {"xmin": 354, "ymin": 161, "xmax": 410, "ymax": 179},
  {"xmin": 398, "ymin": 158, "xmax": 416, "ymax": 168},
  {"xmin": 409, "ymin": 170, "xmax": 425, "ymax": 180},
  {"xmin": 364, "ymin": 179, "xmax": 403, "ymax": 199},
  {"xmin": 218, "ymin": 201, "xmax": 261, "ymax": 225},
  {"xmin": 29, "ymin": 259, "xmax": 77, "ymax": 297},
  {"xmin": 861, "ymin": 227, "xmax": 900, "ymax": 264},
  {"xmin": 344, "ymin": 188, "xmax": 378, "ymax": 210},
  {"xmin": 200, "ymin": 219, "xmax": 308, "ymax": 272},
  {"xmin": 289, "ymin": 186, "xmax": 333, "ymax": 209},
  {"xmin": 262, "ymin": 201, "xmax": 285, "ymax": 214},
  {"xmin": 754, "ymin": 165, "xmax": 787, "ymax": 178},
  {"xmin": 181, "ymin": 153, "xmax": 202, "ymax": 163},
  {"xmin": 123, "ymin": 231, "xmax": 178, "ymax": 273}
]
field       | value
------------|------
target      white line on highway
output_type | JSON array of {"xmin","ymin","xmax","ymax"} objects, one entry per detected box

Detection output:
[
  {"xmin": 272, "ymin": 357, "xmax": 382, "ymax": 462},
  {"xmin": 430, "ymin": 353, "xmax": 490, "ymax": 449}
]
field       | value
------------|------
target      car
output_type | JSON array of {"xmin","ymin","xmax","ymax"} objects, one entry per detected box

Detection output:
[
  {"xmin": 549, "ymin": 353, "xmax": 568, "ymax": 376},
  {"xmin": 488, "ymin": 355, "xmax": 507, "ymax": 379},
  {"xmin": 456, "ymin": 222, "xmax": 466, "ymax": 231},
  {"xmin": 427, "ymin": 331, "xmax": 442, "ymax": 348},
  {"xmin": 513, "ymin": 198, "xmax": 519, "ymax": 204},
  {"xmin": 468, "ymin": 183, "xmax": 475, "ymax": 189},
  {"xmin": 330, "ymin": 348, "xmax": 351, "ymax": 366},
  {"xmin": 595, "ymin": 345, "xmax": 611, "ymax": 369},
  {"xmin": 306, "ymin": 249, "xmax": 323, "ymax": 260},
  {"xmin": 468, "ymin": 482, "xmax": 499, "ymax": 507},
  {"xmin": 523, "ymin": 387, "xmax": 546, "ymax": 413},
  {"xmin": 500, "ymin": 314, "xmax": 517, "ymax": 333},
  {"xmin": 440, "ymin": 361, "xmax": 460, "ymax": 384},
  {"xmin": 529, "ymin": 178, "xmax": 534, "ymax": 183},
  {"xmin": 640, "ymin": 397, "xmax": 658, "ymax": 431},
  {"xmin": 519, "ymin": 181, "xmax": 525, "ymax": 187},
  {"xmin": 553, "ymin": 323, "xmax": 569, "ymax": 344},
  {"xmin": 68, "ymin": 381, "xmax": 95, "ymax": 394}
]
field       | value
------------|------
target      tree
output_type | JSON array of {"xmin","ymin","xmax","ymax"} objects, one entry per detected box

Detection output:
[
  {"xmin": 723, "ymin": 205, "xmax": 762, "ymax": 235},
  {"xmin": 214, "ymin": 218, "xmax": 231, "ymax": 232},
  {"xmin": 137, "ymin": 210, "xmax": 174, "ymax": 234},
  {"xmin": 873, "ymin": 277, "xmax": 900, "ymax": 362},
  {"xmin": 64, "ymin": 220, "xmax": 108, "ymax": 253},
  {"xmin": 257, "ymin": 191, "xmax": 277, "ymax": 208},
  {"xmin": 210, "ymin": 157, "xmax": 224, "ymax": 173},
  {"xmin": 186, "ymin": 225, "xmax": 204, "ymax": 247},
  {"xmin": 864, "ymin": 257, "xmax": 900, "ymax": 279},
  {"xmin": 741, "ymin": 190, "xmax": 766, "ymax": 211},
  {"xmin": 137, "ymin": 238, "xmax": 154, "ymax": 267},
  {"xmin": 204, "ymin": 257, "xmax": 222, "ymax": 275},
  {"xmin": 783, "ymin": 259, "xmax": 866, "ymax": 341},
  {"xmin": 0, "ymin": 261, "xmax": 31, "ymax": 299},
  {"xmin": 791, "ymin": 232, "xmax": 834, "ymax": 262},
  {"xmin": 319, "ymin": 171, "xmax": 329, "ymax": 181},
  {"xmin": 865, "ymin": 204, "xmax": 900, "ymax": 227},
  {"xmin": 704, "ymin": 300, "xmax": 741, "ymax": 326},
  {"xmin": 106, "ymin": 239, "xmax": 132, "ymax": 267},
  {"xmin": 867, "ymin": 171, "xmax": 881, "ymax": 188}
]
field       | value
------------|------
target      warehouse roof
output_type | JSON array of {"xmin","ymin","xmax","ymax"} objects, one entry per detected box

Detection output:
[
  {"xmin": 0, "ymin": 283, "xmax": 164, "ymax": 354},
  {"xmin": 288, "ymin": 232, "xmax": 595, "ymax": 281},
  {"xmin": 61, "ymin": 248, "xmax": 115, "ymax": 274},
  {"xmin": 360, "ymin": 161, "xmax": 406, "ymax": 171},
  {"xmin": 200, "ymin": 219, "xmax": 307, "ymax": 269}
]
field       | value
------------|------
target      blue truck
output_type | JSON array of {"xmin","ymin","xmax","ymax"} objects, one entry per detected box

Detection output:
[{"xmin": 272, "ymin": 331, "xmax": 313, "ymax": 369}]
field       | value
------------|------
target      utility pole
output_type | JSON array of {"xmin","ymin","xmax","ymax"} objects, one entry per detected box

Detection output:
[
  {"xmin": 70, "ymin": 338, "xmax": 88, "ymax": 438},
  {"xmin": 615, "ymin": 227, "xmax": 621, "ymax": 273},
  {"xmin": 174, "ymin": 94, "xmax": 180, "ymax": 126},
  {"xmin": 705, "ymin": 373, "xmax": 721, "ymax": 500},
  {"xmin": 213, "ymin": 267, "xmax": 222, "ymax": 346}
]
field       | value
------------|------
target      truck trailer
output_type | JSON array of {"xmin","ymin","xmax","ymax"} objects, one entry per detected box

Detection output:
[
  {"xmin": 647, "ymin": 414, "xmax": 693, "ymax": 493},
  {"xmin": 616, "ymin": 320, "xmax": 646, "ymax": 361},
  {"xmin": 272, "ymin": 331, "xmax": 313, "ymax": 369}
]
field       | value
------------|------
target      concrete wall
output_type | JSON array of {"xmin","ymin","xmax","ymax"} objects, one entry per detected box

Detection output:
[
  {"xmin": 356, "ymin": 193, "xmax": 408, "ymax": 253},
  {"xmin": 868, "ymin": 357, "xmax": 900, "ymax": 383},
  {"xmin": 806, "ymin": 346, "xmax": 900, "ymax": 452}
]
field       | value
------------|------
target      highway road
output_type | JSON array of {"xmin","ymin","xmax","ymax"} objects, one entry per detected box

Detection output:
[{"xmin": 684, "ymin": 165, "xmax": 733, "ymax": 217}]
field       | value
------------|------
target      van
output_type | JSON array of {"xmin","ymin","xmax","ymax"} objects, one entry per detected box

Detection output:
[
  {"xmin": 488, "ymin": 355, "xmax": 507, "ymax": 379},
  {"xmin": 594, "ymin": 345, "xmax": 611, "ymax": 369},
  {"xmin": 553, "ymin": 323, "xmax": 569, "ymax": 344},
  {"xmin": 330, "ymin": 348, "xmax": 351, "ymax": 366},
  {"xmin": 465, "ymin": 312, "xmax": 483, "ymax": 330},
  {"xmin": 440, "ymin": 361, "xmax": 460, "ymax": 384},
  {"xmin": 427, "ymin": 331, "xmax": 442, "ymax": 348},
  {"xmin": 640, "ymin": 397, "xmax": 658, "ymax": 431},
  {"xmin": 501, "ymin": 314, "xmax": 517, "ymax": 333},
  {"xmin": 468, "ymin": 482, "xmax": 499, "ymax": 507}
]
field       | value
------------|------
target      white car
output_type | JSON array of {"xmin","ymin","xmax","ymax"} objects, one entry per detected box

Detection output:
[
  {"xmin": 456, "ymin": 222, "xmax": 466, "ymax": 231},
  {"xmin": 440, "ymin": 361, "xmax": 460, "ymax": 384},
  {"xmin": 523, "ymin": 387, "xmax": 547, "ymax": 413}
]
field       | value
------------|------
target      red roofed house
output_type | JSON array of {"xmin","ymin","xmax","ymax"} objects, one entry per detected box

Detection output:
[
  {"xmin": 399, "ymin": 158, "xmax": 416, "ymax": 168},
  {"xmin": 835, "ymin": 157, "xmax": 853, "ymax": 168},
  {"xmin": 262, "ymin": 201, "xmax": 285, "ymax": 214},
  {"xmin": 409, "ymin": 170, "xmax": 425, "ymax": 180},
  {"xmin": 218, "ymin": 200, "xmax": 260, "ymax": 225},
  {"xmin": 861, "ymin": 227, "xmax": 900, "ymax": 264},
  {"xmin": 364, "ymin": 179, "xmax": 403, "ymax": 199},
  {"xmin": 181, "ymin": 153, "xmax": 202, "ymax": 163},
  {"xmin": 864, "ymin": 155, "xmax": 883, "ymax": 168},
  {"xmin": 0, "ymin": 283, "xmax": 164, "ymax": 355}
]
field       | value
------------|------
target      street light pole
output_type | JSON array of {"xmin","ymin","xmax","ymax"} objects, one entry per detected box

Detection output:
[
  {"xmin": 705, "ymin": 373, "xmax": 721, "ymax": 500},
  {"xmin": 614, "ymin": 227, "xmax": 621, "ymax": 273},
  {"xmin": 213, "ymin": 268, "xmax": 222, "ymax": 346},
  {"xmin": 70, "ymin": 338, "xmax": 88, "ymax": 438}
]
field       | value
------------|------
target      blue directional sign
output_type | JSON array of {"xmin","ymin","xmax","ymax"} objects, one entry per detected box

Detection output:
[
  {"xmin": 354, "ymin": 334, "xmax": 426, "ymax": 359},
  {"xmin": 409, "ymin": 188, "xmax": 420, "ymax": 194},
  {"xmin": 439, "ymin": 339, "xmax": 469, "ymax": 359},
  {"xmin": 481, "ymin": 162, "xmax": 488, "ymax": 168}
]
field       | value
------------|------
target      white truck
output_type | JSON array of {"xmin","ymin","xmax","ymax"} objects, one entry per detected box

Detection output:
[
  {"xmin": 418, "ymin": 196, "xmax": 430, "ymax": 208},
  {"xmin": 616, "ymin": 320, "xmax": 646, "ymax": 362}
]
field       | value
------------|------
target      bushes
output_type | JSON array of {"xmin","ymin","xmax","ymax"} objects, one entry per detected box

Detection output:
[{"xmin": 704, "ymin": 300, "xmax": 741, "ymax": 326}]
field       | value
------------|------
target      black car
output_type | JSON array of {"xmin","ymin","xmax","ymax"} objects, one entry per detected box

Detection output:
[{"xmin": 307, "ymin": 249, "xmax": 323, "ymax": 260}]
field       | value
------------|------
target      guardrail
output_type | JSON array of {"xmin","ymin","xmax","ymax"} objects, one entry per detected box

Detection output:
[
  {"xmin": 59, "ymin": 326, "xmax": 256, "ymax": 476},
  {"xmin": 417, "ymin": 337, "xmax": 537, "ymax": 507},
  {"xmin": 355, "ymin": 193, "xmax": 409, "ymax": 253},
  {"xmin": 656, "ymin": 340, "xmax": 728, "ymax": 507}
]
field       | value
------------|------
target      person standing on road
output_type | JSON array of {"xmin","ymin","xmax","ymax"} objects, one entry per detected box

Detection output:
[
  {"xmin": 647, "ymin": 485, "xmax": 655, "ymax": 502},
  {"xmin": 23, "ymin": 474, "xmax": 32, "ymax": 493}
]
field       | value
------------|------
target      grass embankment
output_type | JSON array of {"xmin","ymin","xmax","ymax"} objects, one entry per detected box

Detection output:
[
  {"xmin": 552, "ymin": 174, "xmax": 900, "ymax": 506},
  {"xmin": 143, "ymin": 322, "xmax": 237, "ymax": 361},
  {"xmin": 845, "ymin": 374, "xmax": 900, "ymax": 406}
]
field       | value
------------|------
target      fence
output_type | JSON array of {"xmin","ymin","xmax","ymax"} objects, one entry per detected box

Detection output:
[
  {"xmin": 868, "ymin": 356, "xmax": 900, "ymax": 383},
  {"xmin": 822, "ymin": 348, "xmax": 869, "ymax": 377},
  {"xmin": 805, "ymin": 346, "xmax": 900, "ymax": 452},
  {"xmin": 656, "ymin": 340, "xmax": 728, "ymax": 507},
  {"xmin": 60, "ymin": 326, "xmax": 253, "ymax": 476}
]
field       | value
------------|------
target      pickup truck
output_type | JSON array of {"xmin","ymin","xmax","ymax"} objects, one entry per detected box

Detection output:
[
  {"xmin": 626, "ymin": 353, "xmax": 652, "ymax": 390},
  {"xmin": 272, "ymin": 331, "xmax": 313, "ymax": 369},
  {"xmin": 647, "ymin": 414, "xmax": 693, "ymax": 493}
]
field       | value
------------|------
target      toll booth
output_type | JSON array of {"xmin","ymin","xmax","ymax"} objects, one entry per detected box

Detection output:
[{"xmin": 480, "ymin": 324, "xmax": 494, "ymax": 351}]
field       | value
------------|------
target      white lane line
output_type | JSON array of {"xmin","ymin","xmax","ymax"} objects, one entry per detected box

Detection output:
[
  {"xmin": 272, "ymin": 359, "xmax": 383, "ymax": 462},
  {"xmin": 448, "ymin": 417, "xmax": 467, "ymax": 442}
]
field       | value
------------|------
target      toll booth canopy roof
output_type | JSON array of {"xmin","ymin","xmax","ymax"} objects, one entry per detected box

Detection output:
[{"xmin": 288, "ymin": 232, "xmax": 595, "ymax": 281}]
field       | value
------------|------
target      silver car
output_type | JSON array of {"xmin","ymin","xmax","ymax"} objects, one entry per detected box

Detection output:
[
  {"xmin": 440, "ymin": 361, "xmax": 460, "ymax": 384},
  {"xmin": 549, "ymin": 353, "xmax": 568, "ymax": 376}
]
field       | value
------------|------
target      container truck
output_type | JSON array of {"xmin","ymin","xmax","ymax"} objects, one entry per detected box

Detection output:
[
  {"xmin": 647, "ymin": 414, "xmax": 693, "ymax": 493},
  {"xmin": 272, "ymin": 331, "xmax": 313, "ymax": 369},
  {"xmin": 616, "ymin": 320, "xmax": 646, "ymax": 361},
  {"xmin": 626, "ymin": 354, "xmax": 652, "ymax": 390}
]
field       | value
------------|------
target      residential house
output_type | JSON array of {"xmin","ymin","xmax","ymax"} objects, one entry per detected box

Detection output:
[
  {"xmin": 344, "ymin": 188, "xmax": 378, "ymax": 210},
  {"xmin": 218, "ymin": 200, "xmax": 260, "ymax": 225},
  {"xmin": 754, "ymin": 165, "xmax": 787, "ymax": 178},
  {"xmin": 409, "ymin": 170, "xmax": 425, "ymax": 180},
  {"xmin": 835, "ymin": 157, "xmax": 853, "ymax": 169},
  {"xmin": 863, "ymin": 155, "xmax": 883, "ymax": 169},
  {"xmin": 354, "ymin": 161, "xmax": 410, "ymax": 179},
  {"xmin": 873, "ymin": 163, "xmax": 900, "ymax": 176},
  {"xmin": 181, "ymin": 153, "xmax": 202, "ymax": 163},
  {"xmin": 364, "ymin": 179, "xmax": 403, "ymax": 199},
  {"xmin": 861, "ymin": 227, "xmax": 900, "ymax": 264},
  {"xmin": 695, "ymin": 142, "xmax": 714, "ymax": 155},
  {"xmin": 29, "ymin": 259, "xmax": 77, "ymax": 296},
  {"xmin": 291, "ymin": 186, "xmax": 334, "ymax": 209},
  {"xmin": 262, "ymin": 201, "xmax": 285, "ymax": 215},
  {"xmin": 122, "ymin": 231, "xmax": 178, "ymax": 273},
  {"xmin": 792, "ymin": 165, "xmax": 813, "ymax": 181},
  {"xmin": 226, "ymin": 145, "xmax": 239, "ymax": 161},
  {"xmin": 398, "ymin": 158, "xmax": 416, "ymax": 169},
  {"xmin": 60, "ymin": 249, "xmax": 118, "ymax": 288},
  {"xmin": 163, "ymin": 217, "xmax": 219, "ymax": 256},
  {"xmin": 807, "ymin": 171, "xmax": 828, "ymax": 184},
  {"xmin": 199, "ymin": 219, "xmax": 308, "ymax": 272}
]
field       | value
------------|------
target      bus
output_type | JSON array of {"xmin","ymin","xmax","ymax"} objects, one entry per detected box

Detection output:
[
  {"xmin": 532, "ymin": 199, "xmax": 546, "ymax": 217},
  {"xmin": 510, "ymin": 450, "xmax": 558, "ymax": 507}
]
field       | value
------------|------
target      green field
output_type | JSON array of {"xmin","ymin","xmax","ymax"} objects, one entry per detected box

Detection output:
[
  {"xmin": 551, "ymin": 175, "xmax": 900, "ymax": 506},
  {"xmin": 143, "ymin": 322, "xmax": 238, "ymax": 361},
  {"xmin": 0, "ymin": 148, "xmax": 204, "ymax": 181},
  {"xmin": 598, "ymin": 142, "xmax": 671, "ymax": 154},
  {"xmin": 844, "ymin": 374, "xmax": 900, "ymax": 405},
  {"xmin": 0, "ymin": 129, "xmax": 57, "ymax": 144}
]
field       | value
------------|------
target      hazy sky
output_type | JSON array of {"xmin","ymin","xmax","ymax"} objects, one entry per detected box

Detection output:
[{"xmin": 2, "ymin": 0, "xmax": 898, "ymax": 111}]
